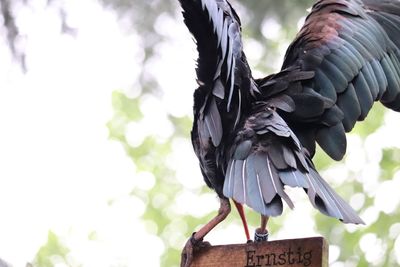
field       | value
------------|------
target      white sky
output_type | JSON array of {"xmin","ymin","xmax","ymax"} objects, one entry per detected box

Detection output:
[{"xmin": 0, "ymin": 0, "xmax": 165, "ymax": 266}]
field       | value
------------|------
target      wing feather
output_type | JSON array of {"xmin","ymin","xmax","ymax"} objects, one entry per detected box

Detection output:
[
  {"xmin": 257, "ymin": 0, "xmax": 400, "ymax": 160},
  {"xmin": 337, "ymin": 83, "xmax": 361, "ymax": 131},
  {"xmin": 204, "ymin": 97, "xmax": 223, "ymax": 146},
  {"xmin": 320, "ymin": 56, "xmax": 350, "ymax": 93},
  {"xmin": 354, "ymin": 71, "xmax": 374, "ymax": 119},
  {"xmin": 363, "ymin": 62, "xmax": 379, "ymax": 99}
]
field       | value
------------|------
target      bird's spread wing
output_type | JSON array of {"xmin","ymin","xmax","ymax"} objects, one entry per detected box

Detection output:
[
  {"xmin": 258, "ymin": 0, "xmax": 400, "ymax": 160},
  {"xmin": 223, "ymin": 105, "xmax": 364, "ymax": 223},
  {"xmin": 180, "ymin": 0, "xmax": 256, "ymax": 148}
]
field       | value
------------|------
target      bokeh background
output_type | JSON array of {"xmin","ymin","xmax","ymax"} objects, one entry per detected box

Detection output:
[{"xmin": 0, "ymin": 0, "xmax": 400, "ymax": 266}]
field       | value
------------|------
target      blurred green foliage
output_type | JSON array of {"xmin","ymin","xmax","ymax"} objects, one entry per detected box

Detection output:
[{"xmin": 34, "ymin": 231, "xmax": 71, "ymax": 267}]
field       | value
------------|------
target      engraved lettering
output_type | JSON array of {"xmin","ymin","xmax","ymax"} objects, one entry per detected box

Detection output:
[
  {"xmin": 245, "ymin": 250, "xmax": 256, "ymax": 267},
  {"xmin": 288, "ymin": 247, "xmax": 295, "ymax": 264},
  {"xmin": 265, "ymin": 253, "xmax": 276, "ymax": 266},
  {"xmin": 256, "ymin": 255, "xmax": 264, "ymax": 267},
  {"xmin": 243, "ymin": 246, "xmax": 314, "ymax": 267},
  {"xmin": 296, "ymin": 247, "xmax": 303, "ymax": 264},
  {"xmin": 277, "ymin": 251, "xmax": 286, "ymax": 265},
  {"xmin": 303, "ymin": 250, "xmax": 312, "ymax": 266}
]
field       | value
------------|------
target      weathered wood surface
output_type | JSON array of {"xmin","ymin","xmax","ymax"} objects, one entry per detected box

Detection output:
[{"xmin": 191, "ymin": 237, "xmax": 328, "ymax": 267}]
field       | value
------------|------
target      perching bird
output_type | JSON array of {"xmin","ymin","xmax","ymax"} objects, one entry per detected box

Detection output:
[{"xmin": 178, "ymin": 0, "xmax": 400, "ymax": 265}]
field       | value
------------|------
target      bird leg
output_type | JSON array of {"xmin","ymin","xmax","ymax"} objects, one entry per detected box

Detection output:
[
  {"xmin": 254, "ymin": 215, "xmax": 269, "ymax": 242},
  {"xmin": 233, "ymin": 200, "xmax": 251, "ymax": 241},
  {"xmin": 181, "ymin": 197, "xmax": 231, "ymax": 267}
]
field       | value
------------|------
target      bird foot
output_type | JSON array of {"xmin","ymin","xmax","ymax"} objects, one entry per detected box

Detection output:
[
  {"xmin": 254, "ymin": 228, "xmax": 269, "ymax": 242},
  {"xmin": 181, "ymin": 233, "xmax": 211, "ymax": 267}
]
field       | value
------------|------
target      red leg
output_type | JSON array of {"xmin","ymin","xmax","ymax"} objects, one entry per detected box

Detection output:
[
  {"xmin": 181, "ymin": 197, "xmax": 231, "ymax": 267},
  {"xmin": 233, "ymin": 200, "xmax": 250, "ymax": 241}
]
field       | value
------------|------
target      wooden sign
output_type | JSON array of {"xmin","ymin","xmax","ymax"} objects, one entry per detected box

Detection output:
[{"xmin": 191, "ymin": 237, "xmax": 328, "ymax": 267}]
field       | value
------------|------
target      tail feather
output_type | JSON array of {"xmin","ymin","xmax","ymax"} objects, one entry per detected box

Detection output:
[
  {"xmin": 280, "ymin": 169, "xmax": 309, "ymax": 189},
  {"xmin": 223, "ymin": 152, "xmax": 294, "ymax": 217},
  {"xmin": 308, "ymin": 169, "xmax": 365, "ymax": 224},
  {"xmin": 224, "ymin": 152, "xmax": 364, "ymax": 224}
]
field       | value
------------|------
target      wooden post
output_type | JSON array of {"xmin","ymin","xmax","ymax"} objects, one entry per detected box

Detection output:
[{"xmin": 191, "ymin": 237, "xmax": 328, "ymax": 267}]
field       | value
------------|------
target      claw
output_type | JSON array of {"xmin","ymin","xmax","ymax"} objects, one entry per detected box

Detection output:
[
  {"xmin": 181, "ymin": 233, "xmax": 211, "ymax": 267},
  {"xmin": 181, "ymin": 237, "xmax": 194, "ymax": 267},
  {"xmin": 181, "ymin": 198, "xmax": 230, "ymax": 266}
]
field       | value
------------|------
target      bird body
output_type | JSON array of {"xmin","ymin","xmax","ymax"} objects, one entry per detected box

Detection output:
[{"xmin": 179, "ymin": 0, "xmax": 400, "ymax": 265}]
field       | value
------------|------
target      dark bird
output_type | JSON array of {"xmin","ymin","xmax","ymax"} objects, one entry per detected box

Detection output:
[{"xmin": 178, "ymin": 0, "xmax": 400, "ymax": 265}]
